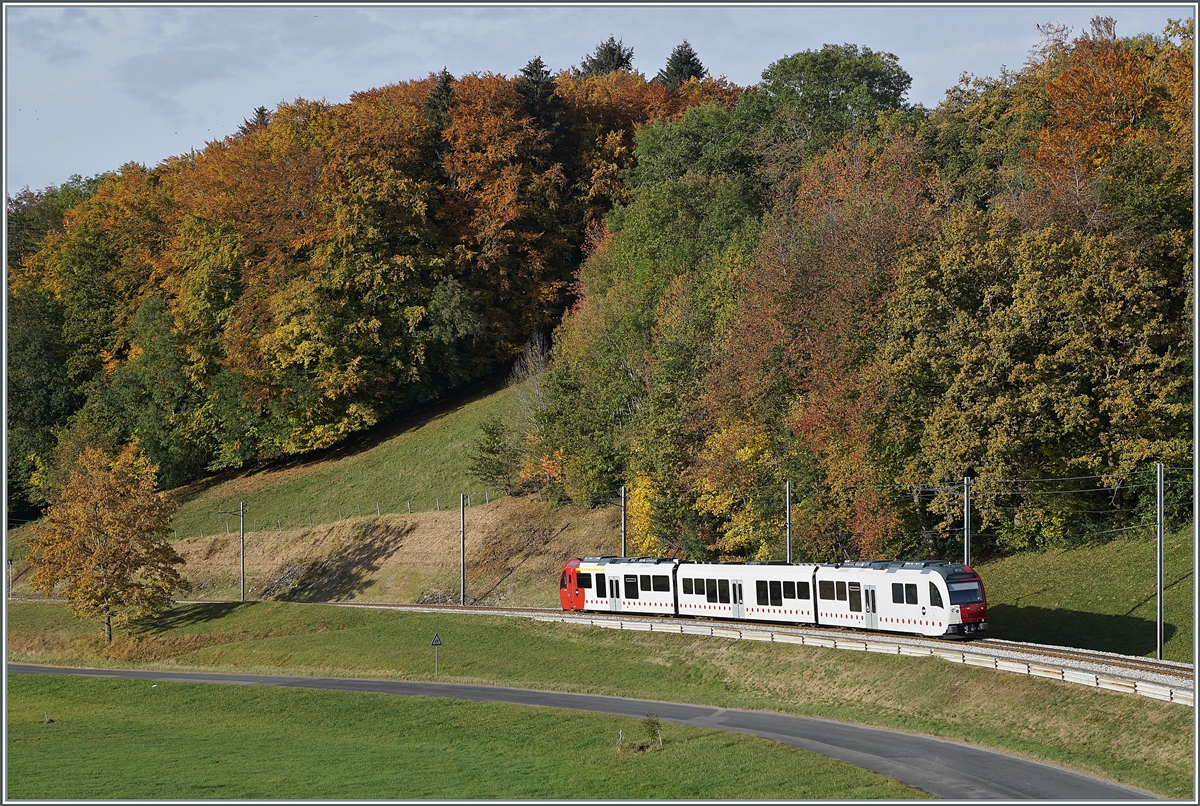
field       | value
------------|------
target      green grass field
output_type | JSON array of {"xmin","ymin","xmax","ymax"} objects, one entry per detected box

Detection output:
[
  {"xmin": 6, "ymin": 674, "xmax": 925, "ymax": 800},
  {"xmin": 167, "ymin": 382, "xmax": 516, "ymax": 540},
  {"xmin": 6, "ymin": 600, "xmax": 1193, "ymax": 798}
]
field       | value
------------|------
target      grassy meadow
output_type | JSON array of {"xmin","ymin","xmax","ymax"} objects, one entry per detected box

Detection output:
[
  {"xmin": 6, "ymin": 599, "xmax": 1193, "ymax": 798},
  {"xmin": 6, "ymin": 674, "xmax": 925, "ymax": 800}
]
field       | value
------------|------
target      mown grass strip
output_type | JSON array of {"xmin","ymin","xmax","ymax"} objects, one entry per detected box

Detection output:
[
  {"xmin": 6, "ymin": 674, "xmax": 925, "ymax": 800},
  {"xmin": 6, "ymin": 600, "xmax": 1193, "ymax": 798}
]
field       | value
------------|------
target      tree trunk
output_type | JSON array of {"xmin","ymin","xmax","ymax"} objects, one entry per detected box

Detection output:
[{"xmin": 103, "ymin": 612, "xmax": 112, "ymax": 645}]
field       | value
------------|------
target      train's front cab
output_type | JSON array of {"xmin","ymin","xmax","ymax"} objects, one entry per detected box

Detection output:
[
  {"xmin": 939, "ymin": 565, "xmax": 988, "ymax": 636},
  {"xmin": 559, "ymin": 559, "xmax": 585, "ymax": 611}
]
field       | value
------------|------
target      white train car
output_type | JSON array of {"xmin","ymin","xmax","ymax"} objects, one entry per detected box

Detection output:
[{"xmin": 561, "ymin": 556, "xmax": 988, "ymax": 638}]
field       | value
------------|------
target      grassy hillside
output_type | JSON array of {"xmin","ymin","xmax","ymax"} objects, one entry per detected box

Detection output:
[
  {"xmin": 167, "ymin": 381, "xmax": 517, "ymax": 541},
  {"xmin": 979, "ymin": 528, "xmax": 1193, "ymax": 663},
  {"xmin": 6, "ymin": 601, "xmax": 1192, "ymax": 798}
]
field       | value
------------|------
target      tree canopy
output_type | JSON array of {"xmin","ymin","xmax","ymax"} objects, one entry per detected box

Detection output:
[{"xmin": 29, "ymin": 445, "xmax": 188, "ymax": 643}]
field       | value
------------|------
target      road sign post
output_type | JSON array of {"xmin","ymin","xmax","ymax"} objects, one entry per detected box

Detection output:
[{"xmin": 431, "ymin": 633, "xmax": 442, "ymax": 675}]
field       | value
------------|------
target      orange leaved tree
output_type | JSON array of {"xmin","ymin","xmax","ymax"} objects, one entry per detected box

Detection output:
[{"xmin": 29, "ymin": 445, "xmax": 188, "ymax": 644}]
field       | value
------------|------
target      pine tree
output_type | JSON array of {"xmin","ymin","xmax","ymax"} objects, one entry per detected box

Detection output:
[
  {"xmin": 515, "ymin": 56, "xmax": 562, "ymax": 132},
  {"xmin": 424, "ymin": 68, "xmax": 456, "ymax": 133},
  {"xmin": 237, "ymin": 106, "xmax": 270, "ymax": 135},
  {"xmin": 579, "ymin": 36, "xmax": 634, "ymax": 77},
  {"xmin": 656, "ymin": 40, "xmax": 705, "ymax": 90}
]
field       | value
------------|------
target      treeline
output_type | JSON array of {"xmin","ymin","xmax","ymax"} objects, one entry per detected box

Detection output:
[
  {"xmin": 6, "ymin": 39, "xmax": 736, "ymax": 511},
  {"xmin": 476, "ymin": 18, "xmax": 1193, "ymax": 562}
]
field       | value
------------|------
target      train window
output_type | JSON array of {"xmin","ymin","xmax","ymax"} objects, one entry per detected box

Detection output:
[
  {"xmin": 596, "ymin": 573, "xmax": 606, "ymax": 596},
  {"xmin": 653, "ymin": 575, "xmax": 670, "ymax": 592},
  {"xmin": 929, "ymin": 582, "xmax": 943, "ymax": 608},
  {"xmin": 577, "ymin": 573, "xmax": 592, "ymax": 589},
  {"xmin": 797, "ymin": 581, "xmax": 811, "ymax": 599},
  {"xmin": 783, "ymin": 581, "xmax": 796, "ymax": 599},
  {"xmin": 718, "ymin": 579, "xmax": 731, "ymax": 603},
  {"xmin": 836, "ymin": 581, "xmax": 847, "ymax": 601},
  {"xmin": 625, "ymin": 575, "xmax": 640, "ymax": 599},
  {"xmin": 818, "ymin": 580, "xmax": 835, "ymax": 600},
  {"xmin": 948, "ymin": 581, "xmax": 983, "ymax": 604},
  {"xmin": 682, "ymin": 578, "xmax": 693, "ymax": 595},
  {"xmin": 769, "ymin": 580, "xmax": 783, "ymax": 607},
  {"xmin": 848, "ymin": 581, "xmax": 862, "ymax": 612},
  {"xmin": 905, "ymin": 583, "xmax": 918, "ymax": 605},
  {"xmin": 695, "ymin": 578, "xmax": 706, "ymax": 595},
  {"xmin": 756, "ymin": 580, "xmax": 769, "ymax": 606},
  {"xmin": 640, "ymin": 574, "xmax": 651, "ymax": 592},
  {"xmin": 560, "ymin": 571, "xmax": 567, "ymax": 589},
  {"xmin": 892, "ymin": 583, "xmax": 904, "ymax": 604},
  {"xmin": 707, "ymin": 580, "xmax": 718, "ymax": 603}
]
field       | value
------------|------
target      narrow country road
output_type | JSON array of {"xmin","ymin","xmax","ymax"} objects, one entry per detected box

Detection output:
[{"xmin": 9, "ymin": 663, "xmax": 1153, "ymax": 800}]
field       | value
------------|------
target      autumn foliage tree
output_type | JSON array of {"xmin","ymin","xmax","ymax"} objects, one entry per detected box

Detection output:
[{"xmin": 29, "ymin": 445, "xmax": 188, "ymax": 644}]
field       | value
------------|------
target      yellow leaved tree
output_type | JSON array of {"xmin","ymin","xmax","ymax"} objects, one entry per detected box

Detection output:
[{"xmin": 29, "ymin": 445, "xmax": 189, "ymax": 644}]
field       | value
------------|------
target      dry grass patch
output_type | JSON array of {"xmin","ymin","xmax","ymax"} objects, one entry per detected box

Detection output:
[{"xmin": 165, "ymin": 494, "xmax": 620, "ymax": 607}]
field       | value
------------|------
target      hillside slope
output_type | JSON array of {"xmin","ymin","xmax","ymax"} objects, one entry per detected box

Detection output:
[
  {"xmin": 174, "ymin": 495, "xmax": 620, "ymax": 607},
  {"xmin": 167, "ymin": 381, "xmax": 515, "ymax": 540}
]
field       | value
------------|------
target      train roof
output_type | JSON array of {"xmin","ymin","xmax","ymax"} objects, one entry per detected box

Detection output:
[{"xmin": 575, "ymin": 556, "xmax": 979, "ymax": 578}]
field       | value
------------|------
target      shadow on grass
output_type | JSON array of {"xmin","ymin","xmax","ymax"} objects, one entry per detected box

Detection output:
[
  {"xmin": 987, "ymin": 604, "xmax": 1176, "ymax": 656},
  {"xmin": 135, "ymin": 602, "xmax": 244, "ymax": 634},
  {"xmin": 270, "ymin": 521, "xmax": 414, "ymax": 603}
]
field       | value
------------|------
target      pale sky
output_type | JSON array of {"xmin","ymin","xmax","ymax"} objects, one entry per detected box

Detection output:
[{"xmin": 3, "ymin": 3, "xmax": 1190, "ymax": 196}]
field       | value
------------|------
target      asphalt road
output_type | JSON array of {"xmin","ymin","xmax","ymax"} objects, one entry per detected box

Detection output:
[{"xmin": 9, "ymin": 663, "xmax": 1153, "ymax": 800}]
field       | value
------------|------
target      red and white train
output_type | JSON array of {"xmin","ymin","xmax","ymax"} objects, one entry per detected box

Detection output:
[{"xmin": 559, "ymin": 557, "xmax": 987, "ymax": 638}]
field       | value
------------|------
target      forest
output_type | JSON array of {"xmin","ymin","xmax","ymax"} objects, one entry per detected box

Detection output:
[{"xmin": 7, "ymin": 21, "xmax": 1193, "ymax": 563}]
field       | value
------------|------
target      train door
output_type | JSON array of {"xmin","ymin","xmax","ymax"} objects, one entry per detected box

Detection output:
[
  {"xmin": 609, "ymin": 577, "xmax": 622, "ymax": 613},
  {"xmin": 731, "ymin": 579, "xmax": 744, "ymax": 619},
  {"xmin": 864, "ymin": 585, "xmax": 878, "ymax": 630}
]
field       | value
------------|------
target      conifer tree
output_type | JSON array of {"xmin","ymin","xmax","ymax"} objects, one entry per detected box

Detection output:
[
  {"xmin": 424, "ymin": 68, "xmax": 456, "ymax": 133},
  {"xmin": 656, "ymin": 40, "xmax": 706, "ymax": 90},
  {"xmin": 580, "ymin": 36, "xmax": 634, "ymax": 76},
  {"xmin": 515, "ymin": 56, "xmax": 562, "ymax": 132},
  {"xmin": 236, "ymin": 106, "xmax": 271, "ymax": 135}
]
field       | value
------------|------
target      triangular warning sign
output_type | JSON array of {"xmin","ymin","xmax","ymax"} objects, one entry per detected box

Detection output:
[{"xmin": 431, "ymin": 634, "xmax": 442, "ymax": 646}]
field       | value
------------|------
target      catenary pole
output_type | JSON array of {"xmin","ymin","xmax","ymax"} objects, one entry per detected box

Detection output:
[
  {"xmin": 785, "ymin": 480, "xmax": 792, "ymax": 563},
  {"xmin": 240, "ymin": 502, "xmax": 245, "ymax": 601},
  {"xmin": 963, "ymin": 477, "xmax": 971, "ymax": 567},
  {"xmin": 1157, "ymin": 463, "xmax": 1164, "ymax": 660},
  {"xmin": 460, "ymin": 493, "xmax": 466, "ymax": 606},
  {"xmin": 621, "ymin": 485, "xmax": 627, "ymax": 557}
]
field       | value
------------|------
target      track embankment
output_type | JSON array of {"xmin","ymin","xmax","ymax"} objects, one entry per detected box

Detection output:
[{"xmin": 330, "ymin": 601, "xmax": 1196, "ymax": 705}]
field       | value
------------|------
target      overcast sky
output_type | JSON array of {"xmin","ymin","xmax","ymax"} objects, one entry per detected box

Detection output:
[{"xmin": 3, "ymin": 3, "xmax": 1190, "ymax": 196}]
